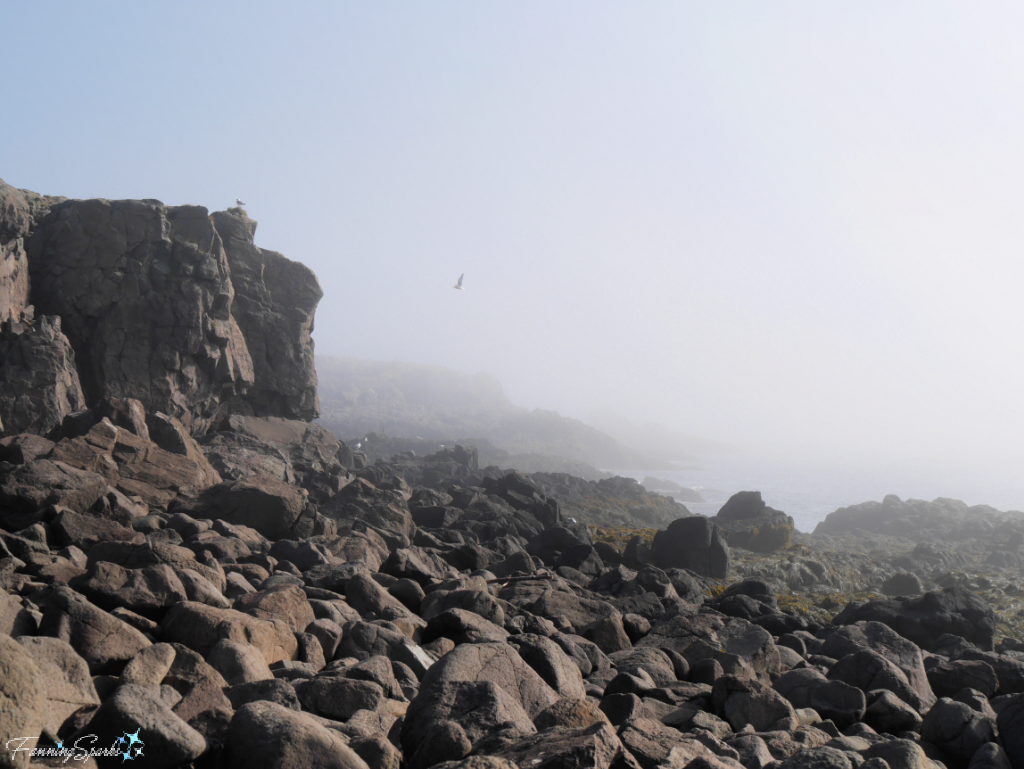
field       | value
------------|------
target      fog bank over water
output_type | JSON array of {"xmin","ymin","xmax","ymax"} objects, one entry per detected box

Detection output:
[{"xmin": 4, "ymin": 4, "xmax": 1023, "ymax": 503}]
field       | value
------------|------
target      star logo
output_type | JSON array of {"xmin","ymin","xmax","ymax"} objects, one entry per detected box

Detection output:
[{"xmin": 118, "ymin": 731, "xmax": 145, "ymax": 761}]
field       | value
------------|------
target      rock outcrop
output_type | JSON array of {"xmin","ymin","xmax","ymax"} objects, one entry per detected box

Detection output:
[
  {"xmin": 712, "ymin": 491, "xmax": 795, "ymax": 553},
  {"xmin": 210, "ymin": 211, "xmax": 321, "ymax": 422},
  {"xmin": 28, "ymin": 199, "xmax": 255, "ymax": 434},
  {"xmin": 0, "ymin": 316, "xmax": 86, "ymax": 436}
]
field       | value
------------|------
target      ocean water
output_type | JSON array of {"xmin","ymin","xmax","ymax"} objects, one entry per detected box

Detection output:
[{"xmin": 611, "ymin": 455, "xmax": 1024, "ymax": 535}]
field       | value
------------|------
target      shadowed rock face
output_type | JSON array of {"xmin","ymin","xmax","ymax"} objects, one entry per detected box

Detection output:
[
  {"xmin": 28, "ymin": 199, "xmax": 255, "ymax": 434},
  {"xmin": 211, "ymin": 211, "xmax": 321, "ymax": 422},
  {"xmin": 0, "ymin": 316, "xmax": 86, "ymax": 435}
]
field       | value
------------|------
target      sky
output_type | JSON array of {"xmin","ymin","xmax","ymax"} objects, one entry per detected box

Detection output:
[{"xmin": 3, "ymin": 2, "xmax": 1024, "ymax": 499}]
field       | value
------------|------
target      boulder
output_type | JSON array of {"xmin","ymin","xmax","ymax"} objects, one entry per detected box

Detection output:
[
  {"xmin": 639, "ymin": 604, "xmax": 778, "ymax": 681},
  {"xmin": 821, "ymin": 621, "xmax": 936, "ymax": 709},
  {"xmin": 15, "ymin": 637, "xmax": 100, "ymax": 736},
  {"xmin": 159, "ymin": 601, "xmax": 298, "ymax": 665},
  {"xmin": 202, "ymin": 415, "xmax": 345, "ymax": 501},
  {"xmin": 832, "ymin": 586, "xmax": 997, "ymax": 652},
  {"xmin": 492, "ymin": 721, "xmax": 634, "ymax": 769},
  {"xmin": 71, "ymin": 562, "xmax": 187, "ymax": 619},
  {"xmin": 225, "ymin": 701, "xmax": 369, "ymax": 769},
  {"xmin": 0, "ymin": 460, "xmax": 108, "ymax": 518},
  {"xmin": 417, "ymin": 642, "xmax": 561, "ymax": 719},
  {"xmin": 712, "ymin": 491, "xmax": 794, "ymax": 553},
  {"xmin": 169, "ymin": 475, "xmax": 311, "ymax": 541},
  {"xmin": 75, "ymin": 684, "xmax": 206, "ymax": 769},
  {"xmin": 38, "ymin": 585, "xmax": 151, "ymax": 674},
  {"xmin": 0, "ymin": 634, "xmax": 45, "ymax": 769},
  {"xmin": 649, "ymin": 516, "xmax": 730, "ymax": 578}
]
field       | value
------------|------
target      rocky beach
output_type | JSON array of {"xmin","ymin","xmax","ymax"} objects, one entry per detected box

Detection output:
[{"xmin": 3, "ymin": 178, "xmax": 1024, "ymax": 769}]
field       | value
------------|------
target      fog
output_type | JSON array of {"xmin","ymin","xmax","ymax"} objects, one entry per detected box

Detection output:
[{"xmin": 4, "ymin": 4, "xmax": 1023, "ymax": 502}]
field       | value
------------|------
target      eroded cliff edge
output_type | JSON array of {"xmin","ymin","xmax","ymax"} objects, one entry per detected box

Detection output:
[{"xmin": 0, "ymin": 179, "xmax": 321, "ymax": 436}]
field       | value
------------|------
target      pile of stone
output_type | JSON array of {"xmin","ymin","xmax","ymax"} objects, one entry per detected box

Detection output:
[{"xmin": 0, "ymin": 400, "xmax": 1021, "ymax": 769}]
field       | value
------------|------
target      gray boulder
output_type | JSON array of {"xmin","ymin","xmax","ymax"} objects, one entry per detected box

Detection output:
[
  {"xmin": 649, "ymin": 516, "xmax": 730, "ymax": 578},
  {"xmin": 225, "ymin": 701, "xmax": 368, "ymax": 769}
]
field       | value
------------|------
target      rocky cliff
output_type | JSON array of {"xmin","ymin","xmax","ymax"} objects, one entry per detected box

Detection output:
[{"xmin": 0, "ymin": 180, "xmax": 320, "ymax": 436}]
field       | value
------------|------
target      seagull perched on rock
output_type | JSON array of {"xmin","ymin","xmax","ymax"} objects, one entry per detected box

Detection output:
[
  {"xmin": 235, "ymin": 198, "xmax": 246, "ymax": 206},
  {"xmin": 453, "ymin": 273, "xmax": 465, "ymax": 290}
]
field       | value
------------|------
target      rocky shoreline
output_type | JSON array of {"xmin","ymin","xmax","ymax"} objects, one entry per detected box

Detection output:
[{"xmin": 1, "ymin": 181, "xmax": 1023, "ymax": 769}]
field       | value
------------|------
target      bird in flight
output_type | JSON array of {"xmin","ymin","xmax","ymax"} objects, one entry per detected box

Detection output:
[
  {"xmin": 453, "ymin": 273, "xmax": 465, "ymax": 290},
  {"xmin": 235, "ymin": 198, "xmax": 246, "ymax": 206}
]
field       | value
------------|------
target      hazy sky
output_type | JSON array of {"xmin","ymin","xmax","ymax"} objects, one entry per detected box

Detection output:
[{"xmin": 4, "ymin": 3, "xmax": 1024, "ymax": 486}]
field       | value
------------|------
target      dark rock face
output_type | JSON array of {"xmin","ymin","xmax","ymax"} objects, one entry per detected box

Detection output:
[
  {"xmin": 832, "ymin": 585, "xmax": 997, "ymax": 652},
  {"xmin": 649, "ymin": 515, "xmax": 731, "ymax": 578},
  {"xmin": 28, "ymin": 199, "xmax": 255, "ymax": 434},
  {"xmin": 210, "ymin": 211, "xmax": 321, "ymax": 422},
  {"xmin": 0, "ymin": 316, "xmax": 86, "ymax": 435}
]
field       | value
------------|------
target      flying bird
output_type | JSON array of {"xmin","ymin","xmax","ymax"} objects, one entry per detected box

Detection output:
[
  {"xmin": 235, "ymin": 198, "xmax": 246, "ymax": 206},
  {"xmin": 453, "ymin": 273, "xmax": 465, "ymax": 290}
]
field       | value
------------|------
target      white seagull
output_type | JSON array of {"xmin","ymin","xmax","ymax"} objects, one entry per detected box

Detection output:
[
  {"xmin": 453, "ymin": 273, "xmax": 465, "ymax": 290},
  {"xmin": 235, "ymin": 198, "xmax": 246, "ymax": 206}
]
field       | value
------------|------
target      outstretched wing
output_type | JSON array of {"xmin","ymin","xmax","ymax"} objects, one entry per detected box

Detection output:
[{"xmin": 454, "ymin": 273, "xmax": 465, "ymax": 289}]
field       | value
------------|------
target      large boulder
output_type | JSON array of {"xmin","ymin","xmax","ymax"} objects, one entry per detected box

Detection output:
[
  {"xmin": 417, "ymin": 642, "xmax": 561, "ymax": 719},
  {"xmin": 0, "ymin": 635, "xmax": 45, "ymax": 769},
  {"xmin": 225, "ymin": 701, "xmax": 369, "ymax": 769},
  {"xmin": 639, "ymin": 604, "xmax": 778, "ymax": 681},
  {"xmin": 169, "ymin": 475, "xmax": 313, "ymax": 541},
  {"xmin": 15, "ymin": 637, "xmax": 101, "ymax": 737},
  {"xmin": 50, "ymin": 417, "xmax": 221, "ymax": 506},
  {"xmin": 209, "ymin": 210, "xmax": 321, "ymax": 422},
  {"xmin": 649, "ymin": 515, "xmax": 730, "ymax": 578},
  {"xmin": 28, "ymin": 199, "xmax": 255, "ymax": 434},
  {"xmin": 201, "ymin": 415, "xmax": 347, "ymax": 501},
  {"xmin": 832, "ymin": 586, "xmax": 997, "ymax": 653},
  {"xmin": 159, "ymin": 601, "xmax": 298, "ymax": 665},
  {"xmin": 712, "ymin": 491, "xmax": 794, "ymax": 553},
  {"xmin": 74, "ymin": 684, "xmax": 206, "ymax": 769},
  {"xmin": 0, "ymin": 459, "xmax": 108, "ymax": 519},
  {"xmin": 37, "ymin": 585, "xmax": 152, "ymax": 674},
  {"xmin": 0, "ymin": 316, "xmax": 86, "ymax": 436}
]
